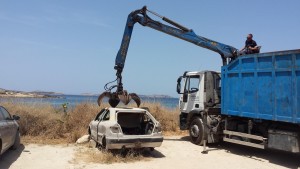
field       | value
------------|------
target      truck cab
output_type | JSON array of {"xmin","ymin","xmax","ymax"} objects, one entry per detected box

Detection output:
[
  {"xmin": 177, "ymin": 71, "xmax": 222, "ymax": 144},
  {"xmin": 177, "ymin": 50, "xmax": 300, "ymax": 153}
]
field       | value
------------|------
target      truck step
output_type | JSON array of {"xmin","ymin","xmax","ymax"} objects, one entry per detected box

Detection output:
[
  {"xmin": 223, "ymin": 130, "xmax": 266, "ymax": 141},
  {"xmin": 223, "ymin": 137, "xmax": 265, "ymax": 149},
  {"xmin": 223, "ymin": 130, "xmax": 267, "ymax": 149}
]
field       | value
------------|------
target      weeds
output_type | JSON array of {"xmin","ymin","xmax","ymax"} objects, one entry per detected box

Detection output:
[
  {"xmin": 75, "ymin": 144, "xmax": 155, "ymax": 164},
  {"xmin": 1, "ymin": 101, "xmax": 180, "ymax": 144}
]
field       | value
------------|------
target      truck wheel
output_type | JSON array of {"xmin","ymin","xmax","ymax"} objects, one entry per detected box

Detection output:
[
  {"xmin": 11, "ymin": 130, "xmax": 20, "ymax": 150},
  {"xmin": 189, "ymin": 117, "xmax": 204, "ymax": 145}
]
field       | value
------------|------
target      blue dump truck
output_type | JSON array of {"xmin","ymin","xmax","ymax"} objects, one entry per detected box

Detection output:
[
  {"xmin": 178, "ymin": 49, "xmax": 300, "ymax": 153},
  {"xmin": 97, "ymin": 6, "xmax": 299, "ymax": 153}
]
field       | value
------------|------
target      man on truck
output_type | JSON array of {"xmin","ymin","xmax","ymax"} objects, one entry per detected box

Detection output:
[{"xmin": 240, "ymin": 34, "xmax": 260, "ymax": 54}]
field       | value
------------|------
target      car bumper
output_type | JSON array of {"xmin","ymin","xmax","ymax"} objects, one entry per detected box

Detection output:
[{"xmin": 106, "ymin": 136, "xmax": 163, "ymax": 149}]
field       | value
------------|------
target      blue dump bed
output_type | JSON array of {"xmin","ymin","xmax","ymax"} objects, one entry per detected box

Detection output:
[{"xmin": 221, "ymin": 49, "xmax": 300, "ymax": 124}]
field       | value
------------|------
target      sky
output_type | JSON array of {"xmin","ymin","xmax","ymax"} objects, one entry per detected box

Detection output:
[{"xmin": 0, "ymin": 1, "xmax": 300, "ymax": 97}]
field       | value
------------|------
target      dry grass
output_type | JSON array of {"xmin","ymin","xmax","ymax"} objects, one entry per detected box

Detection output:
[
  {"xmin": 1, "ymin": 101, "xmax": 180, "ymax": 144},
  {"xmin": 74, "ymin": 144, "xmax": 153, "ymax": 164},
  {"xmin": 140, "ymin": 102, "xmax": 179, "ymax": 132}
]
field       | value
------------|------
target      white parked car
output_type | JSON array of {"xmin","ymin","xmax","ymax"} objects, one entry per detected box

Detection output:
[{"xmin": 89, "ymin": 107, "xmax": 163, "ymax": 150}]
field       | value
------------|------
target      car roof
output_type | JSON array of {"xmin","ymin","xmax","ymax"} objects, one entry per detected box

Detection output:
[{"xmin": 108, "ymin": 107, "xmax": 148, "ymax": 112}]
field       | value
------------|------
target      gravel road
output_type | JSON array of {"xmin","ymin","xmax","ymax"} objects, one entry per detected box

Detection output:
[{"xmin": 0, "ymin": 136, "xmax": 299, "ymax": 169}]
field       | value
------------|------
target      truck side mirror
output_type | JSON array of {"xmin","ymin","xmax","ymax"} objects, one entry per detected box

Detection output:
[{"xmin": 177, "ymin": 76, "xmax": 183, "ymax": 94}]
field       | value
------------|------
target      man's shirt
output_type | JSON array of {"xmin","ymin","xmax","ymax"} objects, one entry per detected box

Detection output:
[{"xmin": 245, "ymin": 39, "xmax": 257, "ymax": 48}]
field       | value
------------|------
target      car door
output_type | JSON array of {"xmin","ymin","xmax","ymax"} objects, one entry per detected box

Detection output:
[
  {"xmin": 96, "ymin": 110, "xmax": 110, "ymax": 142},
  {"xmin": 0, "ymin": 107, "xmax": 16, "ymax": 146},
  {"xmin": 90, "ymin": 109, "xmax": 107, "ymax": 141},
  {"xmin": 0, "ymin": 107, "xmax": 10, "ymax": 152}
]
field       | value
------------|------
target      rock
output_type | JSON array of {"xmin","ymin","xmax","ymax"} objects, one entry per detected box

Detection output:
[{"xmin": 76, "ymin": 135, "xmax": 90, "ymax": 144}]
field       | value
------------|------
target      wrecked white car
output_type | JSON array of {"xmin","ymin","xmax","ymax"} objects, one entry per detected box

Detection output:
[{"xmin": 89, "ymin": 107, "xmax": 163, "ymax": 150}]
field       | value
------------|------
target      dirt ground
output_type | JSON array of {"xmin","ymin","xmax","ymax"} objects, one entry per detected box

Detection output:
[{"xmin": 0, "ymin": 136, "xmax": 299, "ymax": 169}]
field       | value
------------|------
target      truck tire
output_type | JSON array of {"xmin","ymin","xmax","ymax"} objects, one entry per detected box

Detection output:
[
  {"xmin": 189, "ymin": 117, "xmax": 204, "ymax": 145},
  {"xmin": 11, "ymin": 130, "xmax": 20, "ymax": 150}
]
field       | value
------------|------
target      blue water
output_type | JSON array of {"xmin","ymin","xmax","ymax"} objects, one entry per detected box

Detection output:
[{"xmin": 0, "ymin": 95, "xmax": 179, "ymax": 109}]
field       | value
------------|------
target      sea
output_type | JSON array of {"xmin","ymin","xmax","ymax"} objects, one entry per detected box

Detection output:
[{"xmin": 0, "ymin": 95, "xmax": 179, "ymax": 109}]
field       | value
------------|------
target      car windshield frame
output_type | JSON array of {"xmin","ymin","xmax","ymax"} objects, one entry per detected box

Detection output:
[{"xmin": 0, "ymin": 106, "xmax": 11, "ymax": 120}]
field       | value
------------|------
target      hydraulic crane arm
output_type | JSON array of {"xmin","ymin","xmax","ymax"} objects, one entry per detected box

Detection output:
[
  {"xmin": 98, "ymin": 6, "xmax": 238, "ymax": 108},
  {"xmin": 115, "ymin": 6, "xmax": 237, "ymax": 72}
]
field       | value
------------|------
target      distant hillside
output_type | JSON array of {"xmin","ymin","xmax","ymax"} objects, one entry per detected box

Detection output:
[
  {"xmin": 0, "ymin": 88, "xmax": 61, "ymax": 98},
  {"xmin": 30, "ymin": 90, "xmax": 64, "ymax": 95},
  {"xmin": 80, "ymin": 92, "xmax": 175, "ymax": 99},
  {"xmin": 139, "ymin": 94, "xmax": 174, "ymax": 99},
  {"xmin": 0, "ymin": 88, "xmax": 174, "ymax": 99}
]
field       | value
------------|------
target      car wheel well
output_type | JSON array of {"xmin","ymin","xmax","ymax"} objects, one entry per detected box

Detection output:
[{"xmin": 102, "ymin": 136, "xmax": 107, "ymax": 149}]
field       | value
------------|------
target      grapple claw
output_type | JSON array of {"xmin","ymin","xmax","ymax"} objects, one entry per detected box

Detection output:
[
  {"xmin": 118, "ymin": 90, "xmax": 141, "ymax": 107},
  {"xmin": 129, "ymin": 93, "xmax": 141, "ymax": 107},
  {"xmin": 97, "ymin": 92, "xmax": 120, "ymax": 108},
  {"xmin": 118, "ymin": 90, "xmax": 131, "ymax": 105},
  {"xmin": 98, "ymin": 90, "xmax": 141, "ymax": 108},
  {"xmin": 97, "ymin": 92, "xmax": 109, "ymax": 106}
]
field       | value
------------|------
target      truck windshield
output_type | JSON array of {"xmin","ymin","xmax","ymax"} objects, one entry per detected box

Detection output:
[{"xmin": 185, "ymin": 76, "xmax": 200, "ymax": 93}]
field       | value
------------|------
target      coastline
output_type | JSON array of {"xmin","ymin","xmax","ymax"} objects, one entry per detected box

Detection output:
[
  {"xmin": 0, "ymin": 93, "xmax": 54, "ymax": 98},
  {"xmin": 0, "ymin": 88, "xmax": 178, "ymax": 108},
  {"xmin": 0, "ymin": 88, "xmax": 61, "ymax": 98}
]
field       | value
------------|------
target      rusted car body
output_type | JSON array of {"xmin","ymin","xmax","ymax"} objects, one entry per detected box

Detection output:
[{"xmin": 89, "ymin": 107, "xmax": 163, "ymax": 149}]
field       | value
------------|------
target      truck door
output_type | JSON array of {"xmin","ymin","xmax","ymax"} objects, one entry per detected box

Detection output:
[{"xmin": 178, "ymin": 75, "xmax": 201, "ymax": 113}]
